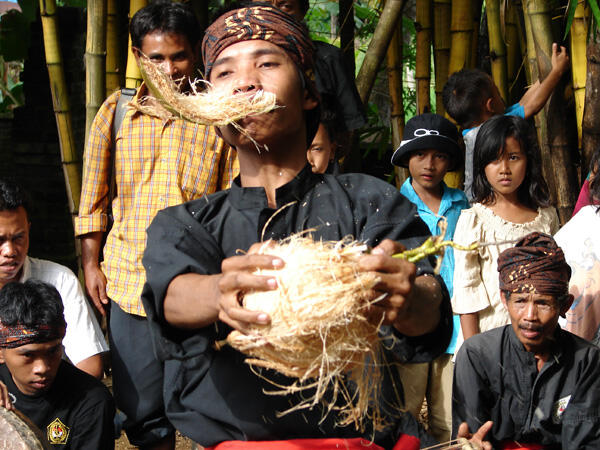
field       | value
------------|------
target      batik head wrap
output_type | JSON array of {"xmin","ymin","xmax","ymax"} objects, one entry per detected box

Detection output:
[
  {"xmin": 497, "ymin": 232, "xmax": 571, "ymax": 296},
  {"xmin": 202, "ymin": 3, "xmax": 315, "ymax": 84},
  {"xmin": 202, "ymin": 3, "xmax": 320, "ymax": 143},
  {"xmin": 0, "ymin": 322, "xmax": 65, "ymax": 349}
]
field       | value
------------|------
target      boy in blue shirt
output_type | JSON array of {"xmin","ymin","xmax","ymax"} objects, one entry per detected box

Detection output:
[
  {"xmin": 442, "ymin": 43, "xmax": 569, "ymax": 200},
  {"xmin": 391, "ymin": 113, "xmax": 469, "ymax": 442}
]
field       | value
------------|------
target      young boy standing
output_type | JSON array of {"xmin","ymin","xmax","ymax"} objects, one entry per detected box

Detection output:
[
  {"xmin": 391, "ymin": 113, "xmax": 469, "ymax": 442},
  {"xmin": 442, "ymin": 44, "xmax": 569, "ymax": 199},
  {"xmin": 0, "ymin": 280, "xmax": 114, "ymax": 449}
]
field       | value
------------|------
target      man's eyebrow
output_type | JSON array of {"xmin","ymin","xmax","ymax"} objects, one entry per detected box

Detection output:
[{"xmin": 212, "ymin": 48, "xmax": 284, "ymax": 68}]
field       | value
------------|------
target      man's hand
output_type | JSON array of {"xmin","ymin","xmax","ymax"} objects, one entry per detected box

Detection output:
[
  {"xmin": 0, "ymin": 381, "xmax": 13, "ymax": 411},
  {"xmin": 358, "ymin": 239, "xmax": 442, "ymax": 336},
  {"xmin": 83, "ymin": 263, "xmax": 109, "ymax": 316},
  {"xmin": 457, "ymin": 421, "xmax": 493, "ymax": 450},
  {"xmin": 217, "ymin": 242, "xmax": 284, "ymax": 333},
  {"xmin": 551, "ymin": 43, "xmax": 569, "ymax": 76}
]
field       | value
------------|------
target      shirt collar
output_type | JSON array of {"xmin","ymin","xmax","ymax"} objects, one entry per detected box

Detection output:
[
  {"xmin": 17, "ymin": 256, "xmax": 31, "ymax": 282},
  {"xmin": 228, "ymin": 164, "xmax": 321, "ymax": 210},
  {"xmin": 401, "ymin": 178, "xmax": 462, "ymax": 206}
]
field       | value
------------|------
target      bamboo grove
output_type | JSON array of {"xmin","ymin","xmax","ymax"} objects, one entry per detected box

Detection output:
[{"xmin": 33, "ymin": 0, "xmax": 600, "ymax": 225}]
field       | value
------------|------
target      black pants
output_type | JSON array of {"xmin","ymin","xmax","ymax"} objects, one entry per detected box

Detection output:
[{"xmin": 109, "ymin": 301, "xmax": 174, "ymax": 446}]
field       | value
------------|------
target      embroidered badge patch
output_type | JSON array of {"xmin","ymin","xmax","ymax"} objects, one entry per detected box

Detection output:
[
  {"xmin": 47, "ymin": 418, "xmax": 70, "ymax": 444},
  {"xmin": 552, "ymin": 395, "xmax": 571, "ymax": 424}
]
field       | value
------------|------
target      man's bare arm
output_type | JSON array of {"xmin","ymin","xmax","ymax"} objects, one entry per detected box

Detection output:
[
  {"xmin": 460, "ymin": 312, "xmax": 480, "ymax": 340},
  {"xmin": 80, "ymin": 232, "xmax": 109, "ymax": 316},
  {"xmin": 75, "ymin": 353, "xmax": 104, "ymax": 379}
]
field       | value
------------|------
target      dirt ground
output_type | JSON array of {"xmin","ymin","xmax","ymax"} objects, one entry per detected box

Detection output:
[{"xmin": 115, "ymin": 431, "xmax": 193, "ymax": 449}]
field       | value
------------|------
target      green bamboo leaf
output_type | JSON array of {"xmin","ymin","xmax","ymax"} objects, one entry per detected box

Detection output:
[
  {"xmin": 563, "ymin": 0, "xmax": 578, "ymax": 40},
  {"xmin": 589, "ymin": 0, "xmax": 600, "ymax": 26}
]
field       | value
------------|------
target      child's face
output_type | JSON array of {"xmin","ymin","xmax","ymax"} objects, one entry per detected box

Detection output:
[
  {"xmin": 0, "ymin": 338, "xmax": 63, "ymax": 396},
  {"xmin": 307, "ymin": 123, "xmax": 335, "ymax": 173},
  {"xmin": 484, "ymin": 136, "xmax": 527, "ymax": 200},
  {"xmin": 408, "ymin": 149, "xmax": 450, "ymax": 192}
]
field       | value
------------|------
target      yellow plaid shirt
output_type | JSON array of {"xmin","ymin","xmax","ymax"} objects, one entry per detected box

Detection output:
[{"xmin": 75, "ymin": 85, "xmax": 238, "ymax": 316}]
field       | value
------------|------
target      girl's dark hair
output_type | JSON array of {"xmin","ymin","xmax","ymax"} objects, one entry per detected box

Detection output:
[
  {"xmin": 130, "ymin": 1, "xmax": 199, "ymax": 50},
  {"xmin": 472, "ymin": 115, "xmax": 551, "ymax": 209},
  {"xmin": 589, "ymin": 146, "xmax": 600, "ymax": 211}
]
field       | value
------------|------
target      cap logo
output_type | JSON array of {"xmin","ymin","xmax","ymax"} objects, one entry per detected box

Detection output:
[{"xmin": 400, "ymin": 128, "xmax": 440, "ymax": 147}]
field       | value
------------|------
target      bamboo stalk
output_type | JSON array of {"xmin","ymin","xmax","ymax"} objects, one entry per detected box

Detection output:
[
  {"xmin": 448, "ymin": 0, "xmax": 472, "ymax": 75},
  {"xmin": 514, "ymin": 0, "xmax": 532, "ymax": 86},
  {"xmin": 415, "ymin": 0, "xmax": 432, "ymax": 114},
  {"xmin": 525, "ymin": 0, "xmax": 577, "ymax": 223},
  {"xmin": 105, "ymin": 0, "xmax": 121, "ymax": 95},
  {"xmin": 125, "ymin": 0, "xmax": 148, "ymax": 89},
  {"xmin": 339, "ymin": 0, "xmax": 356, "ymax": 77},
  {"xmin": 486, "ymin": 0, "xmax": 508, "ymax": 102},
  {"xmin": 582, "ymin": 27, "xmax": 600, "ymax": 177},
  {"xmin": 356, "ymin": 0, "xmax": 405, "ymax": 104},
  {"xmin": 39, "ymin": 0, "xmax": 81, "ymax": 217},
  {"xmin": 470, "ymin": 0, "xmax": 482, "ymax": 68},
  {"xmin": 85, "ymin": 0, "xmax": 106, "ymax": 144},
  {"xmin": 569, "ymin": 1, "xmax": 588, "ymax": 149},
  {"xmin": 433, "ymin": 0, "xmax": 451, "ymax": 116},
  {"xmin": 387, "ymin": 22, "xmax": 408, "ymax": 187},
  {"xmin": 504, "ymin": 0, "xmax": 521, "ymax": 104}
]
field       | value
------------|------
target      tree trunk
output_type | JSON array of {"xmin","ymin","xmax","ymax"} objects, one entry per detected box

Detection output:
[
  {"xmin": 125, "ymin": 0, "xmax": 148, "ymax": 89},
  {"xmin": 486, "ymin": 0, "xmax": 508, "ymax": 102},
  {"xmin": 39, "ymin": 0, "xmax": 81, "ymax": 217},
  {"xmin": 105, "ymin": 0, "xmax": 121, "ymax": 95},
  {"xmin": 85, "ymin": 0, "xmax": 106, "ymax": 144},
  {"xmin": 415, "ymin": 0, "xmax": 431, "ymax": 114},
  {"xmin": 387, "ymin": 22, "xmax": 408, "ymax": 187},
  {"xmin": 504, "ymin": 0, "xmax": 521, "ymax": 104},
  {"xmin": 526, "ymin": 0, "xmax": 578, "ymax": 223},
  {"xmin": 433, "ymin": 0, "xmax": 451, "ymax": 116},
  {"xmin": 338, "ymin": 0, "xmax": 356, "ymax": 77},
  {"xmin": 356, "ymin": 0, "xmax": 405, "ymax": 104},
  {"xmin": 569, "ymin": 1, "xmax": 588, "ymax": 150},
  {"xmin": 582, "ymin": 27, "xmax": 600, "ymax": 176}
]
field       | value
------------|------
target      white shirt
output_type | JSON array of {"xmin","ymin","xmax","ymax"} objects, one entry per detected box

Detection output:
[{"xmin": 20, "ymin": 257, "xmax": 108, "ymax": 365}]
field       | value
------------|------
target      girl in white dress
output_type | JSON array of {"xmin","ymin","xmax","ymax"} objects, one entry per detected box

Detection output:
[{"xmin": 452, "ymin": 115, "xmax": 559, "ymax": 352}]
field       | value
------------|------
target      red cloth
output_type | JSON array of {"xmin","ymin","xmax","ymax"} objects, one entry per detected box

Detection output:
[
  {"xmin": 572, "ymin": 178, "xmax": 591, "ymax": 217},
  {"xmin": 501, "ymin": 442, "xmax": 545, "ymax": 450},
  {"xmin": 205, "ymin": 435, "xmax": 421, "ymax": 450}
]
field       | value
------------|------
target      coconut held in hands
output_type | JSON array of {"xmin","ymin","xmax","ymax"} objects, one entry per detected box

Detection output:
[{"xmin": 225, "ymin": 235, "xmax": 385, "ymax": 430}]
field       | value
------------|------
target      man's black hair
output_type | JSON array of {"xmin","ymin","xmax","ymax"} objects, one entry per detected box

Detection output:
[
  {"xmin": 442, "ymin": 68, "xmax": 495, "ymax": 129},
  {"xmin": 130, "ymin": 1, "xmax": 200, "ymax": 50},
  {"xmin": 0, "ymin": 179, "xmax": 29, "ymax": 216},
  {"xmin": 0, "ymin": 280, "xmax": 66, "ymax": 330}
]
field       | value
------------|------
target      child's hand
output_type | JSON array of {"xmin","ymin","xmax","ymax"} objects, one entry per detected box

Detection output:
[
  {"xmin": 0, "ymin": 381, "xmax": 13, "ymax": 410},
  {"xmin": 551, "ymin": 43, "xmax": 569, "ymax": 76}
]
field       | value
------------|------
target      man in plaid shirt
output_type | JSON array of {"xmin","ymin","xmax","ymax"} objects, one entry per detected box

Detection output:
[{"xmin": 74, "ymin": 3, "xmax": 237, "ymax": 449}]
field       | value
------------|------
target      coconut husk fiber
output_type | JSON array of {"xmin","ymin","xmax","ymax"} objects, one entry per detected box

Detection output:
[
  {"xmin": 132, "ymin": 55, "xmax": 277, "ymax": 135},
  {"xmin": 221, "ymin": 234, "xmax": 387, "ymax": 431}
]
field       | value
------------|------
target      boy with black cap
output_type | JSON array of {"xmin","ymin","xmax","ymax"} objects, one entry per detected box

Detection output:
[{"xmin": 391, "ymin": 113, "xmax": 469, "ymax": 442}]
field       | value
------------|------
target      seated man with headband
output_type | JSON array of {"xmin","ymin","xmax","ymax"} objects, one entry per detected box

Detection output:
[
  {"xmin": 142, "ymin": 2, "xmax": 491, "ymax": 449},
  {"xmin": 453, "ymin": 232, "xmax": 600, "ymax": 449},
  {"xmin": 0, "ymin": 280, "xmax": 114, "ymax": 449}
]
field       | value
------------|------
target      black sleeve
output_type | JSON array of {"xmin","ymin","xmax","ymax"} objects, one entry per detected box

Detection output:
[
  {"xmin": 141, "ymin": 204, "xmax": 225, "ymax": 361},
  {"xmin": 313, "ymin": 41, "xmax": 366, "ymax": 131},
  {"xmin": 67, "ymin": 389, "xmax": 115, "ymax": 450},
  {"xmin": 451, "ymin": 338, "xmax": 495, "ymax": 440}
]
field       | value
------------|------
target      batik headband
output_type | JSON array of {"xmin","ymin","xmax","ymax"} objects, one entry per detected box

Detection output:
[
  {"xmin": 497, "ymin": 232, "xmax": 571, "ymax": 296},
  {"xmin": 0, "ymin": 322, "xmax": 66, "ymax": 349},
  {"xmin": 202, "ymin": 4, "xmax": 315, "ymax": 85}
]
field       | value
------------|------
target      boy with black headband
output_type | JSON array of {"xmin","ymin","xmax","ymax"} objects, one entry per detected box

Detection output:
[
  {"xmin": 0, "ymin": 280, "xmax": 114, "ymax": 449},
  {"xmin": 453, "ymin": 233, "xmax": 600, "ymax": 448},
  {"xmin": 142, "ymin": 3, "xmax": 490, "ymax": 449}
]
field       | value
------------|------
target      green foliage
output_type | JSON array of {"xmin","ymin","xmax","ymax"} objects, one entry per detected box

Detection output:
[{"xmin": 0, "ymin": 58, "xmax": 24, "ymax": 116}]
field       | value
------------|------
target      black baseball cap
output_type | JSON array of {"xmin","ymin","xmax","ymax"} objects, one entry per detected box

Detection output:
[{"xmin": 390, "ymin": 113, "xmax": 462, "ymax": 170}]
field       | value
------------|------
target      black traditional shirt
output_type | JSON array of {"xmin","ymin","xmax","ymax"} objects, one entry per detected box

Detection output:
[
  {"xmin": 453, "ymin": 325, "xmax": 600, "ymax": 449},
  {"xmin": 0, "ymin": 361, "xmax": 114, "ymax": 449},
  {"xmin": 142, "ymin": 166, "xmax": 451, "ymax": 448}
]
